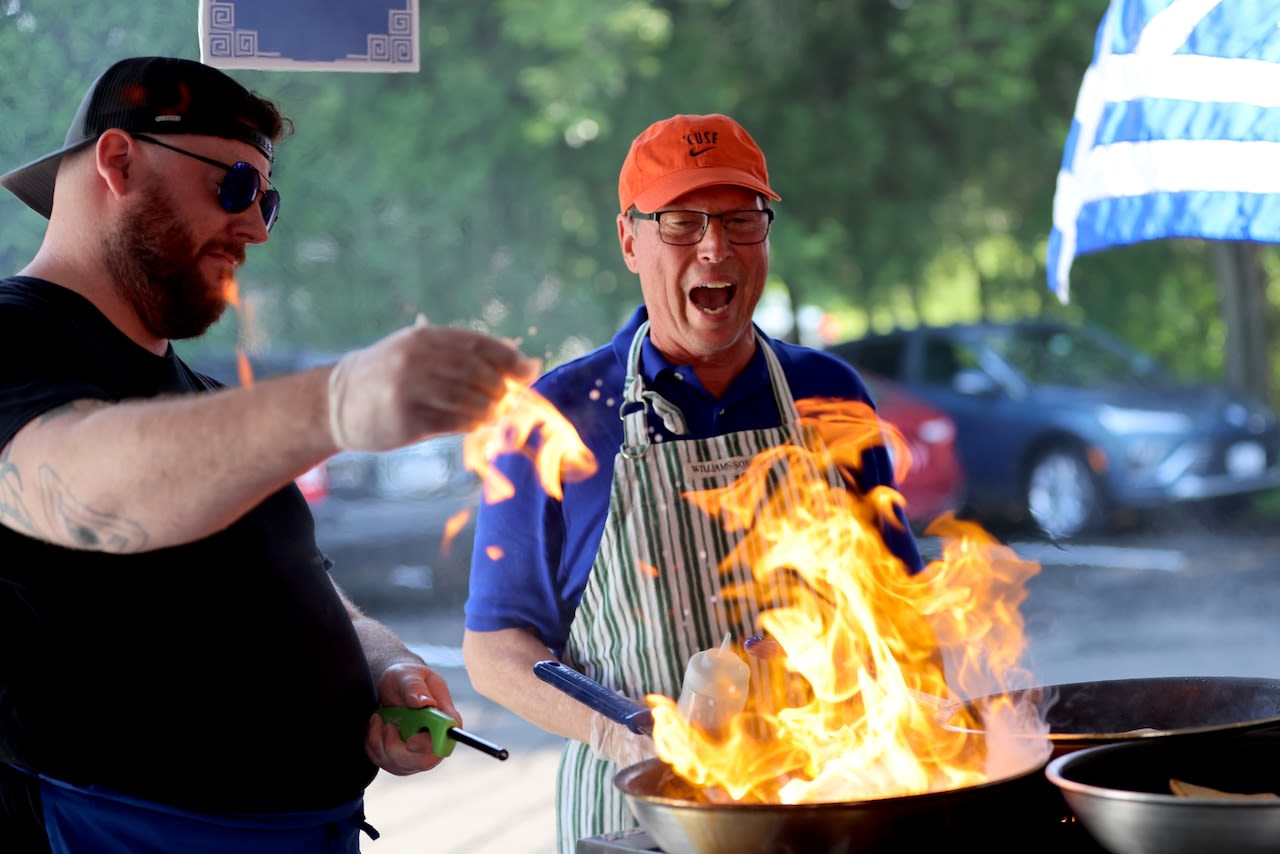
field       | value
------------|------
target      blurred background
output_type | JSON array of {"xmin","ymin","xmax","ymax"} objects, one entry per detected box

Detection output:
[
  {"xmin": 6, "ymin": 0, "xmax": 1273, "ymax": 391},
  {"xmin": 7, "ymin": 4, "xmax": 1280, "ymax": 851},
  {"xmin": 2, "ymin": 0, "xmax": 1262, "ymax": 594}
]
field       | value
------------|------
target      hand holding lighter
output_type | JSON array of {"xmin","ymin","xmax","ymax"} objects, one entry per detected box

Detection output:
[{"xmin": 377, "ymin": 706, "xmax": 509, "ymax": 761}]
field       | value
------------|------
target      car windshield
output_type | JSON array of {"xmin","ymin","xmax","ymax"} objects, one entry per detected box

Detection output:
[{"xmin": 973, "ymin": 325, "xmax": 1166, "ymax": 387}]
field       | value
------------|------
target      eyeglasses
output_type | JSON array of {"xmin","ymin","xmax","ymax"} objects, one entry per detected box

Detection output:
[
  {"xmin": 628, "ymin": 208, "xmax": 774, "ymax": 245},
  {"xmin": 134, "ymin": 134, "xmax": 280, "ymax": 232}
]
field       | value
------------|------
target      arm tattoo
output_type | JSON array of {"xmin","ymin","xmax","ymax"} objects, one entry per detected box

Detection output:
[
  {"xmin": 0, "ymin": 402, "xmax": 150, "ymax": 551},
  {"xmin": 38, "ymin": 465, "xmax": 149, "ymax": 552},
  {"xmin": 0, "ymin": 444, "xmax": 40, "ymax": 537}
]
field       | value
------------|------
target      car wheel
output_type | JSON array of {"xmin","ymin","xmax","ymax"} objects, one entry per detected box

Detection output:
[{"xmin": 1025, "ymin": 448, "xmax": 1100, "ymax": 540}]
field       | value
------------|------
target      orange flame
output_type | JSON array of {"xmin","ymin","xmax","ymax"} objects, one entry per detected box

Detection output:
[
  {"xmin": 221, "ymin": 275, "xmax": 255, "ymax": 387},
  {"xmin": 235, "ymin": 350, "xmax": 255, "ymax": 388},
  {"xmin": 440, "ymin": 508, "xmax": 471, "ymax": 554},
  {"xmin": 463, "ymin": 378, "xmax": 596, "ymax": 503},
  {"xmin": 222, "ymin": 275, "xmax": 240, "ymax": 308},
  {"xmin": 647, "ymin": 397, "xmax": 1048, "ymax": 804}
]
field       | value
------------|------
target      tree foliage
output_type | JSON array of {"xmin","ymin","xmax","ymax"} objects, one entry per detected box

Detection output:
[{"xmin": 0, "ymin": 0, "xmax": 1271, "ymax": 398}]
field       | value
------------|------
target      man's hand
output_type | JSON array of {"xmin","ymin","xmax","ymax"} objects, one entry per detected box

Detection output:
[
  {"xmin": 366, "ymin": 662, "xmax": 463, "ymax": 776},
  {"xmin": 588, "ymin": 711, "xmax": 657, "ymax": 769},
  {"xmin": 328, "ymin": 317, "xmax": 539, "ymax": 452}
]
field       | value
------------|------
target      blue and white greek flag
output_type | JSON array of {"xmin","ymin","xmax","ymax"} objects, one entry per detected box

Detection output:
[{"xmin": 1046, "ymin": 0, "xmax": 1280, "ymax": 303}]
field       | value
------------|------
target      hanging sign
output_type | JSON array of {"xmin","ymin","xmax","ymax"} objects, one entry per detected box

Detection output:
[{"xmin": 199, "ymin": 0, "xmax": 419, "ymax": 72}]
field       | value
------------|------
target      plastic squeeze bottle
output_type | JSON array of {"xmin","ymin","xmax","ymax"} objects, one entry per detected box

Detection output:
[{"xmin": 677, "ymin": 633, "xmax": 751, "ymax": 735}]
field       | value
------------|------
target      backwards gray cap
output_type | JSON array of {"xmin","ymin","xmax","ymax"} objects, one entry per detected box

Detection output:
[{"xmin": 0, "ymin": 56, "xmax": 275, "ymax": 219}]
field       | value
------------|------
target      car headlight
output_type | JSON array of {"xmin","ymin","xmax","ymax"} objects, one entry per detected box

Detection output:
[
  {"xmin": 1098, "ymin": 405, "xmax": 1192, "ymax": 434},
  {"xmin": 1122, "ymin": 436, "xmax": 1178, "ymax": 471}
]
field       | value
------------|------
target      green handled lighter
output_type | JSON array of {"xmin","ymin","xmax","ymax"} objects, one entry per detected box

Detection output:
[{"xmin": 377, "ymin": 706, "xmax": 509, "ymax": 761}]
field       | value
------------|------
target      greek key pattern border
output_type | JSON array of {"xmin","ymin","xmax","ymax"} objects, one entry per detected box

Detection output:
[{"xmin": 203, "ymin": 0, "xmax": 418, "ymax": 71}]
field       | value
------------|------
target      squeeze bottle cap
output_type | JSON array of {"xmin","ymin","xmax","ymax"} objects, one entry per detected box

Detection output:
[{"xmin": 683, "ymin": 633, "xmax": 750, "ymax": 698}]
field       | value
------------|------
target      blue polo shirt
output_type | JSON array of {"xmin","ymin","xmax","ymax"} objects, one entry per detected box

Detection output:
[{"xmin": 464, "ymin": 306, "xmax": 923, "ymax": 656}]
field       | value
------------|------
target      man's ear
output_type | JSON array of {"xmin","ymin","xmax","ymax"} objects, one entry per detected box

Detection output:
[
  {"xmin": 94, "ymin": 129, "xmax": 135, "ymax": 200},
  {"xmin": 617, "ymin": 213, "xmax": 640, "ymax": 274}
]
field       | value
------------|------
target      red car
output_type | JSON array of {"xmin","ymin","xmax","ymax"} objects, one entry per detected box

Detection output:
[
  {"xmin": 862, "ymin": 371, "xmax": 966, "ymax": 527},
  {"xmin": 294, "ymin": 461, "xmax": 329, "ymax": 505}
]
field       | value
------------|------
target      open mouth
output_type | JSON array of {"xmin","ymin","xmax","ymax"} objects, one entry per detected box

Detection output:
[{"xmin": 690, "ymin": 282, "xmax": 736, "ymax": 315}]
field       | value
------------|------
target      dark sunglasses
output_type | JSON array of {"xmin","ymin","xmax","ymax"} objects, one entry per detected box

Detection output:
[{"xmin": 134, "ymin": 134, "xmax": 280, "ymax": 231}]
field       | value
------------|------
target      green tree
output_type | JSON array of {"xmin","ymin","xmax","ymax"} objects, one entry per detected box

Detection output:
[{"xmin": 1, "ymin": 0, "xmax": 1271, "ymax": 403}]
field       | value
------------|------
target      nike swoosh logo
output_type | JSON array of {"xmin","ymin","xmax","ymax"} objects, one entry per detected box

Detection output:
[{"xmin": 688, "ymin": 146, "xmax": 715, "ymax": 156}]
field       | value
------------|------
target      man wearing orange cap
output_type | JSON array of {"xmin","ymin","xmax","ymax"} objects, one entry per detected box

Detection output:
[{"xmin": 463, "ymin": 113, "xmax": 922, "ymax": 849}]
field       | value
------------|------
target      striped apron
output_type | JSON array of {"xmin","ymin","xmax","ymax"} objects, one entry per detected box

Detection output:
[{"xmin": 554, "ymin": 322, "xmax": 844, "ymax": 851}]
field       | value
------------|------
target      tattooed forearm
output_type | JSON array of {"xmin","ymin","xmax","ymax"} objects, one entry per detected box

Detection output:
[
  {"xmin": 37, "ymin": 465, "xmax": 148, "ymax": 552},
  {"xmin": 0, "ymin": 445, "xmax": 41, "ymax": 537}
]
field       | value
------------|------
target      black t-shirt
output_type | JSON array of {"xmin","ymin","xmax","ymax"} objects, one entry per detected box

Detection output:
[{"xmin": 0, "ymin": 277, "xmax": 377, "ymax": 814}]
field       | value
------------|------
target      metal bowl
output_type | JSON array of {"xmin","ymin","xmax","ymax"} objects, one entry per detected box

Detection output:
[{"xmin": 1046, "ymin": 732, "xmax": 1280, "ymax": 854}]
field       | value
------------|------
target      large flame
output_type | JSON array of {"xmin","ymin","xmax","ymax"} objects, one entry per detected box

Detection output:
[
  {"xmin": 445, "ymin": 378, "xmax": 598, "ymax": 551},
  {"xmin": 646, "ymin": 397, "xmax": 1048, "ymax": 804}
]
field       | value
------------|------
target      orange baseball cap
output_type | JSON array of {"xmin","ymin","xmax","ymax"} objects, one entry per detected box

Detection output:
[{"xmin": 617, "ymin": 113, "xmax": 780, "ymax": 214}]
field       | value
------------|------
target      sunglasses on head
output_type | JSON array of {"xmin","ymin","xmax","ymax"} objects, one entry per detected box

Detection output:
[{"xmin": 133, "ymin": 134, "xmax": 280, "ymax": 231}]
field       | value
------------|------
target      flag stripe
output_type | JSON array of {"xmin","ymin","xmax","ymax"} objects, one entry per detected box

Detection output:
[
  {"xmin": 1098, "ymin": 100, "xmax": 1280, "ymax": 145},
  {"xmin": 1088, "ymin": 54, "xmax": 1280, "ymax": 107},
  {"xmin": 1070, "ymin": 139, "xmax": 1280, "ymax": 204},
  {"xmin": 1075, "ymin": 190, "xmax": 1280, "ymax": 254}
]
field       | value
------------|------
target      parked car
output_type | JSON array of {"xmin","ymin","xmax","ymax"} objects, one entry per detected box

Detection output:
[
  {"xmin": 860, "ymin": 371, "xmax": 966, "ymax": 528},
  {"xmin": 292, "ymin": 458, "xmax": 329, "ymax": 504},
  {"xmin": 827, "ymin": 320, "xmax": 1280, "ymax": 539},
  {"xmin": 325, "ymin": 433, "xmax": 477, "ymax": 501}
]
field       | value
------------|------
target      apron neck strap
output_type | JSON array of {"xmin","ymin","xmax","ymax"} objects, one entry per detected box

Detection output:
[{"xmin": 620, "ymin": 321, "xmax": 800, "ymax": 454}]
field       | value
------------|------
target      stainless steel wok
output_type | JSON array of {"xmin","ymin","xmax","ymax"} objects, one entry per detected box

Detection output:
[
  {"xmin": 615, "ymin": 755, "xmax": 1053, "ymax": 854},
  {"xmin": 534, "ymin": 660, "xmax": 1057, "ymax": 852}
]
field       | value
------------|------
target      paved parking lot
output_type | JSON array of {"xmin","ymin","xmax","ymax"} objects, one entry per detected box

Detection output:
[
  {"xmin": 363, "ymin": 737, "xmax": 561, "ymax": 854},
  {"xmin": 361, "ymin": 611, "xmax": 562, "ymax": 854}
]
